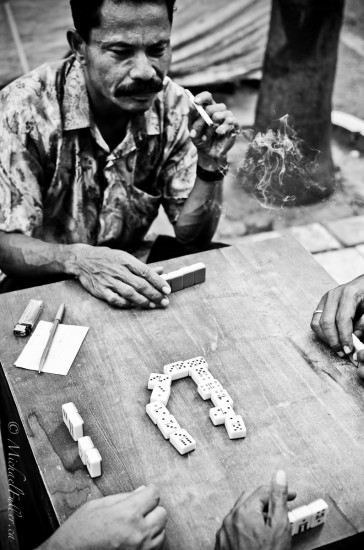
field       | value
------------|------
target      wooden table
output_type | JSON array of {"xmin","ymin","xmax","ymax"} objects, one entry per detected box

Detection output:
[{"xmin": 1, "ymin": 236, "xmax": 364, "ymax": 550}]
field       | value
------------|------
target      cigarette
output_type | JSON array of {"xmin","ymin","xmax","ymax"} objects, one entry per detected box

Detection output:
[{"xmin": 185, "ymin": 89, "xmax": 214, "ymax": 127}]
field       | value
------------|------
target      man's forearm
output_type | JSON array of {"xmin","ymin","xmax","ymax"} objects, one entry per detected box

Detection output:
[
  {"xmin": 174, "ymin": 178, "xmax": 222, "ymax": 251},
  {"xmin": 0, "ymin": 232, "xmax": 77, "ymax": 278}
]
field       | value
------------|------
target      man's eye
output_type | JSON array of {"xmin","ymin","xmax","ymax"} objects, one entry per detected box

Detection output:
[
  {"xmin": 110, "ymin": 49, "xmax": 131, "ymax": 57},
  {"xmin": 148, "ymin": 45, "xmax": 168, "ymax": 57}
]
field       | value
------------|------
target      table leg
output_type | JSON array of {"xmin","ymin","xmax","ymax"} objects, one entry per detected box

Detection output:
[{"xmin": 0, "ymin": 363, "xmax": 58, "ymax": 550}]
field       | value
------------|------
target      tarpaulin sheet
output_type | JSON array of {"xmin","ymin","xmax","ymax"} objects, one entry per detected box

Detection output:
[
  {"xmin": 170, "ymin": 0, "xmax": 270, "ymax": 85},
  {"xmin": 0, "ymin": 0, "xmax": 270, "ymax": 87}
]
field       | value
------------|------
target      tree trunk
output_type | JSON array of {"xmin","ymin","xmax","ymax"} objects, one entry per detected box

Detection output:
[{"xmin": 252, "ymin": 0, "xmax": 345, "ymax": 205}]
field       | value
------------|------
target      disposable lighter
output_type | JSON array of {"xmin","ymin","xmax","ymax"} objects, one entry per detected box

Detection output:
[{"xmin": 14, "ymin": 299, "xmax": 43, "ymax": 336}]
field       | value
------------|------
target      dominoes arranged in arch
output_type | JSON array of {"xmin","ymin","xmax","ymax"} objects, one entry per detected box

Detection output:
[{"xmin": 146, "ymin": 356, "xmax": 247, "ymax": 455}]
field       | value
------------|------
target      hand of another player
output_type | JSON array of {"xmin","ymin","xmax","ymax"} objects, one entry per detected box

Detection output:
[
  {"xmin": 215, "ymin": 470, "xmax": 295, "ymax": 550},
  {"xmin": 38, "ymin": 485, "xmax": 167, "ymax": 550},
  {"xmin": 188, "ymin": 91, "xmax": 239, "ymax": 173},
  {"xmin": 310, "ymin": 275, "xmax": 364, "ymax": 375},
  {"xmin": 68, "ymin": 243, "xmax": 170, "ymax": 309}
]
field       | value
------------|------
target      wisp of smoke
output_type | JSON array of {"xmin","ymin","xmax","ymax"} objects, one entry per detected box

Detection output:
[{"xmin": 237, "ymin": 115, "xmax": 324, "ymax": 208}]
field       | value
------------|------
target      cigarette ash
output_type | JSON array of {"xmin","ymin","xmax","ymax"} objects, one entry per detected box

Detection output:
[{"xmin": 237, "ymin": 115, "xmax": 325, "ymax": 208}]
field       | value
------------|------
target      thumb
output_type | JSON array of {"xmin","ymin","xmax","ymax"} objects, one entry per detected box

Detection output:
[
  {"xmin": 270, "ymin": 470, "xmax": 288, "ymax": 519},
  {"xmin": 353, "ymin": 315, "xmax": 364, "ymax": 341}
]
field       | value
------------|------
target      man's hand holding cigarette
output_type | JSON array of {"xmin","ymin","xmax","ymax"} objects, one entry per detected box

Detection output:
[{"xmin": 187, "ymin": 91, "xmax": 240, "ymax": 175}]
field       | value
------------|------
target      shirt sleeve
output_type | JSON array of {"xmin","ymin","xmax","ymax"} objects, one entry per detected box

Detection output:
[
  {"xmin": 0, "ymin": 83, "xmax": 44, "ymax": 236},
  {"xmin": 159, "ymin": 81, "xmax": 198, "ymax": 225}
]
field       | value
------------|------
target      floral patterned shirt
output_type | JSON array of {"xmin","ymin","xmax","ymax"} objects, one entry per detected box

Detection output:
[{"xmin": 0, "ymin": 56, "xmax": 197, "ymax": 252}]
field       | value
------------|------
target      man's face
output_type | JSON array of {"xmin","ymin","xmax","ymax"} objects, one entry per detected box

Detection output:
[{"xmin": 82, "ymin": 0, "xmax": 172, "ymax": 115}]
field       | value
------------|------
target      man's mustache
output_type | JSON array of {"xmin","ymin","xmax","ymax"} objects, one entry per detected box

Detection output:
[{"xmin": 115, "ymin": 79, "xmax": 163, "ymax": 97}]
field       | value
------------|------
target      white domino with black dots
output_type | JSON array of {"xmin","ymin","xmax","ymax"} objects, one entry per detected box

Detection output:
[
  {"xmin": 146, "ymin": 356, "xmax": 247, "ymax": 454},
  {"xmin": 288, "ymin": 499, "xmax": 329, "ymax": 536},
  {"xmin": 62, "ymin": 402, "xmax": 84, "ymax": 441},
  {"xmin": 62, "ymin": 402, "xmax": 102, "ymax": 478}
]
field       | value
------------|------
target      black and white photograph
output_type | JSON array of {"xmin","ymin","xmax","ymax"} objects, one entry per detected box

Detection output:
[{"xmin": 0, "ymin": 1, "xmax": 364, "ymax": 549}]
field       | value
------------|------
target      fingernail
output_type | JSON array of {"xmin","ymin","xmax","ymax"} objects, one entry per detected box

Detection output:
[
  {"xmin": 337, "ymin": 351, "xmax": 345, "ymax": 357},
  {"xmin": 344, "ymin": 346, "xmax": 351, "ymax": 355},
  {"xmin": 190, "ymin": 129, "xmax": 197, "ymax": 138},
  {"xmin": 161, "ymin": 298, "xmax": 170, "ymax": 307},
  {"xmin": 275, "ymin": 470, "xmax": 287, "ymax": 486},
  {"xmin": 202, "ymin": 135, "xmax": 207, "ymax": 142},
  {"xmin": 353, "ymin": 352, "xmax": 358, "ymax": 362},
  {"xmin": 162, "ymin": 285, "xmax": 171, "ymax": 295},
  {"xmin": 149, "ymin": 302, "xmax": 157, "ymax": 309}
]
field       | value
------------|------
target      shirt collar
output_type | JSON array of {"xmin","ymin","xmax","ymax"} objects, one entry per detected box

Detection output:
[{"xmin": 62, "ymin": 56, "xmax": 163, "ymax": 136}]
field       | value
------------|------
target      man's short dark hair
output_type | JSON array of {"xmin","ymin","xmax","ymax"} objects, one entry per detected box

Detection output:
[{"xmin": 70, "ymin": 0, "xmax": 176, "ymax": 42}]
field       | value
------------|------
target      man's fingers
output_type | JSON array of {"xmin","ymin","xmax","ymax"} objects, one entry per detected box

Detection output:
[
  {"xmin": 147, "ymin": 528, "xmax": 166, "ymax": 550},
  {"xmin": 270, "ymin": 470, "xmax": 288, "ymax": 518},
  {"xmin": 357, "ymin": 349, "xmax": 364, "ymax": 364},
  {"xmin": 129, "ymin": 484, "xmax": 161, "ymax": 516},
  {"xmin": 215, "ymin": 525, "xmax": 231, "ymax": 550},
  {"xmin": 105, "ymin": 279, "xmax": 159, "ymax": 309},
  {"xmin": 187, "ymin": 91, "xmax": 214, "ymax": 128},
  {"xmin": 353, "ymin": 315, "xmax": 364, "ymax": 339},
  {"xmin": 144, "ymin": 505, "xmax": 168, "ymax": 539},
  {"xmin": 122, "ymin": 272, "xmax": 170, "ymax": 306},
  {"xmin": 318, "ymin": 290, "xmax": 342, "ymax": 352},
  {"xmin": 233, "ymin": 486, "xmax": 269, "ymax": 513},
  {"xmin": 152, "ymin": 266, "xmax": 164, "ymax": 275},
  {"xmin": 336, "ymin": 287, "xmax": 363, "ymax": 353},
  {"xmin": 232, "ymin": 485, "xmax": 296, "ymax": 515},
  {"xmin": 190, "ymin": 115, "xmax": 213, "ymax": 141},
  {"xmin": 86, "ymin": 284, "xmax": 131, "ymax": 309},
  {"xmin": 357, "ymin": 364, "xmax": 364, "ymax": 379},
  {"xmin": 194, "ymin": 91, "xmax": 214, "ymax": 106},
  {"xmin": 128, "ymin": 262, "xmax": 171, "ymax": 296},
  {"xmin": 311, "ymin": 296, "xmax": 327, "ymax": 342}
]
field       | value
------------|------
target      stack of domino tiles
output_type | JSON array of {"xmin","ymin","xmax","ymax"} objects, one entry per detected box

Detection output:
[
  {"xmin": 288, "ymin": 499, "xmax": 329, "ymax": 535},
  {"xmin": 161, "ymin": 262, "xmax": 206, "ymax": 293},
  {"xmin": 62, "ymin": 402, "xmax": 102, "ymax": 478},
  {"xmin": 146, "ymin": 356, "xmax": 246, "ymax": 455}
]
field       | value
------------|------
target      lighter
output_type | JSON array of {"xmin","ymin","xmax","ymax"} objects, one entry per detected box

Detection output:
[{"xmin": 14, "ymin": 299, "xmax": 43, "ymax": 336}]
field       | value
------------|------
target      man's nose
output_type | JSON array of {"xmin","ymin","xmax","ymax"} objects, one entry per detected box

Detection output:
[{"xmin": 130, "ymin": 52, "xmax": 156, "ymax": 81}]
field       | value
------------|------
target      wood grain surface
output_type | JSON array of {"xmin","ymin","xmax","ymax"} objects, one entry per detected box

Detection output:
[{"xmin": 1, "ymin": 236, "xmax": 364, "ymax": 550}]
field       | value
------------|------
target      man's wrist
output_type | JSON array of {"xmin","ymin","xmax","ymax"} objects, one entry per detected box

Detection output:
[
  {"xmin": 196, "ymin": 165, "xmax": 226, "ymax": 182},
  {"xmin": 57, "ymin": 243, "xmax": 81, "ymax": 277},
  {"xmin": 196, "ymin": 154, "xmax": 229, "ymax": 182}
]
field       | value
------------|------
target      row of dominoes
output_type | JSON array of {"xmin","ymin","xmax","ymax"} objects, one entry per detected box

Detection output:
[
  {"xmin": 288, "ymin": 499, "xmax": 329, "ymax": 535},
  {"xmin": 161, "ymin": 262, "xmax": 206, "ymax": 293},
  {"xmin": 146, "ymin": 400, "xmax": 196, "ymax": 455},
  {"xmin": 146, "ymin": 356, "xmax": 246, "ymax": 454},
  {"xmin": 62, "ymin": 402, "xmax": 102, "ymax": 478}
]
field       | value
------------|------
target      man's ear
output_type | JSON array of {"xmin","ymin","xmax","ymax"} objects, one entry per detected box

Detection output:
[{"xmin": 67, "ymin": 29, "xmax": 87, "ymax": 66}]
